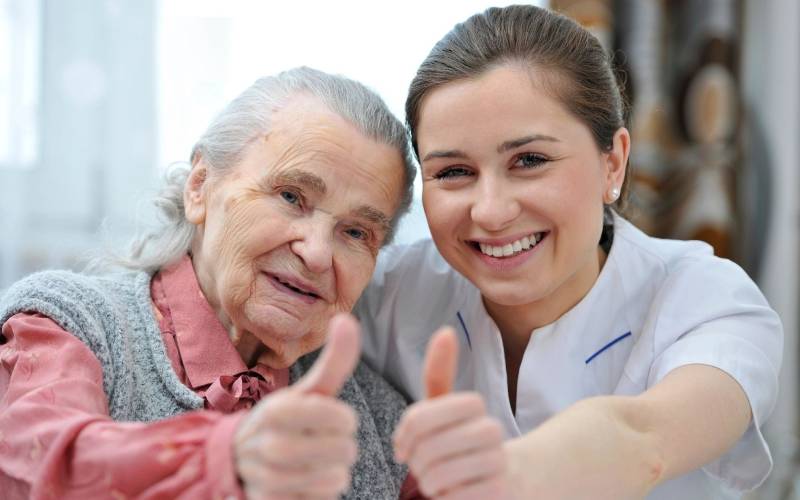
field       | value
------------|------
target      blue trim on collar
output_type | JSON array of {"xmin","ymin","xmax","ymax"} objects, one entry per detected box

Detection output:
[
  {"xmin": 585, "ymin": 331, "xmax": 632, "ymax": 364},
  {"xmin": 456, "ymin": 311, "xmax": 472, "ymax": 351}
]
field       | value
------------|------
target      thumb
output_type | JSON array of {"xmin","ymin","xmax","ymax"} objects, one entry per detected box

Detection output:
[
  {"xmin": 293, "ymin": 313, "xmax": 361, "ymax": 396},
  {"xmin": 424, "ymin": 326, "xmax": 459, "ymax": 399}
]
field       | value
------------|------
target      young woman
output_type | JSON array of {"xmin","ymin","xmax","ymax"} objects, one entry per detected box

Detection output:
[{"xmin": 359, "ymin": 6, "xmax": 782, "ymax": 499}]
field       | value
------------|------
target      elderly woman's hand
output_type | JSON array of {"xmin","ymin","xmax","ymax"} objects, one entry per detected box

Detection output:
[
  {"xmin": 394, "ymin": 328, "xmax": 508, "ymax": 500},
  {"xmin": 233, "ymin": 314, "xmax": 361, "ymax": 500}
]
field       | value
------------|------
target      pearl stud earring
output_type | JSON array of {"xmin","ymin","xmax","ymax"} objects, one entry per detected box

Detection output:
[{"xmin": 609, "ymin": 186, "xmax": 620, "ymax": 202}]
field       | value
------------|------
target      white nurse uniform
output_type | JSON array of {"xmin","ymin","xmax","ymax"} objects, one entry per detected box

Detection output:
[{"xmin": 356, "ymin": 213, "xmax": 782, "ymax": 500}]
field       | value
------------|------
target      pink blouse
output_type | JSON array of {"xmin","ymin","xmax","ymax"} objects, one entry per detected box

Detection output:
[{"xmin": 0, "ymin": 257, "xmax": 420, "ymax": 499}]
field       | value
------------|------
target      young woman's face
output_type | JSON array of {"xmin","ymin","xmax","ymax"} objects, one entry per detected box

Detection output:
[{"xmin": 417, "ymin": 64, "xmax": 627, "ymax": 315}]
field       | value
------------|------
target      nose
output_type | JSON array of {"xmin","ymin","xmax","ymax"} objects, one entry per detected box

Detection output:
[
  {"xmin": 470, "ymin": 176, "xmax": 520, "ymax": 232},
  {"xmin": 290, "ymin": 219, "xmax": 334, "ymax": 274}
]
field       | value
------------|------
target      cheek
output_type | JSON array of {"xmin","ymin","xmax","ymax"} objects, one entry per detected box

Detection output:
[
  {"xmin": 546, "ymin": 181, "xmax": 604, "ymax": 260},
  {"xmin": 422, "ymin": 188, "xmax": 465, "ymax": 235},
  {"xmin": 213, "ymin": 200, "xmax": 285, "ymax": 307},
  {"xmin": 565, "ymin": 161, "xmax": 607, "ymax": 201},
  {"xmin": 334, "ymin": 256, "xmax": 375, "ymax": 310},
  {"xmin": 219, "ymin": 200, "xmax": 269, "ymax": 251},
  {"xmin": 536, "ymin": 169, "xmax": 604, "ymax": 225}
]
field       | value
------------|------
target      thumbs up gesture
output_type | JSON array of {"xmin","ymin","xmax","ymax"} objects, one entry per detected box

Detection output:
[
  {"xmin": 234, "ymin": 313, "xmax": 361, "ymax": 500},
  {"xmin": 394, "ymin": 328, "xmax": 508, "ymax": 499}
]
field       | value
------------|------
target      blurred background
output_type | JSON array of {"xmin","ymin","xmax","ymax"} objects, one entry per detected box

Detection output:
[{"xmin": 0, "ymin": 0, "xmax": 797, "ymax": 497}]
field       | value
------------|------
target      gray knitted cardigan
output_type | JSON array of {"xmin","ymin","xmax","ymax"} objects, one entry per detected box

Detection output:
[{"xmin": 0, "ymin": 269, "xmax": 408, "ymax": 499}]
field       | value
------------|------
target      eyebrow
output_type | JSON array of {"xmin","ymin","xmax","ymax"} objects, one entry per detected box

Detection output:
[
  {"xmin": 421, "ymin": 134, "xmax": 560, "ymax": 163},
  {"xmin": 268, "ymin": 168, "xmax": 392, "ymax": 235},
  {"xmin": 421, "ymin": 149, "xmax": 468, "ymax": 163},
  {"xmin": 497, "ymin": 134, "xmax": 560, "ymax": 153},
  {"xmin": 269, "ymin": 169, "xmax": 327, "ymax": 195},
  {"xmin": 353, "ymin": 204, "xmax": 392, "ymax": 235}
]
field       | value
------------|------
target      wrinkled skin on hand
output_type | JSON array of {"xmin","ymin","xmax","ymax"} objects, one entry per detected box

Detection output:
[{"xmin": 234, "ymin": 314, "xmax": 361, "ymax": 500}]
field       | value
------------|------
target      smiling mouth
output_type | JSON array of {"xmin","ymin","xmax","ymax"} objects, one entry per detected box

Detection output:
[
  {"xmin": 470, "ymin": 231, "xmax": 547, "ymax": 258},
  {"xmin": 267, "ymin": 274, "xmax": 321, "ymax": 300}
]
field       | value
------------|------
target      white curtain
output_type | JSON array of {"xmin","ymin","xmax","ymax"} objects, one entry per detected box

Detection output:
[{"xmin": 0, "ymin": 0, "xmax": 157, "ymax": 289}]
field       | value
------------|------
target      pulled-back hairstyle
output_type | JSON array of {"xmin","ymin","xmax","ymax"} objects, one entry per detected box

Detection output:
[
  {"xmin": 406, "ymin": 5, "xmax": 629, "ymax": 209},
  {"xmin": 106, "ymin": 67, "xmax": 415, "ymax": 273}
]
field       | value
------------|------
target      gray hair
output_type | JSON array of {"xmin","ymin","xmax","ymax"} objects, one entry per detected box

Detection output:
[{"xmin": 108, "ymin": 67, "xmax": 415, "ymax": 273}]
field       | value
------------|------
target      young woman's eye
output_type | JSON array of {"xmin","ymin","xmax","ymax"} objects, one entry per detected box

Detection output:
[
  {"xmin": 280, "ymin": 190, "xmax": 301, "ymax": 205},
  {"xmin": 514, "ymin": 153, "xmax": 548, "ymax": 169},
  {"xmin": 344, "ymin": 227, "xmax": 368, "ymax": 241},
  {"xmin": 433, "ymin": 166, "xmax": 473, "ymax": 180}
]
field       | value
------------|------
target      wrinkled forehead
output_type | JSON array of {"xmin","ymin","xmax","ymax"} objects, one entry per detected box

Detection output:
[
  {"xmin": 262, "ymin": 99, "xmax": 405, "ymax": 223},
  {"xmin": 270, "ymin": 92, "xmax": 379, "ymax": 144},
  {"xmin": 268, "ymin": 94, "xmax": 391, "ymax": 169},
  {"xmin": 268, "ymin": 105, "xmax": 400, "ymax": 185}
]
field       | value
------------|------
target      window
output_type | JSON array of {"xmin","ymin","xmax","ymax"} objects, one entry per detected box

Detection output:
[{"xmin": 0, "ymin": 0, "xmax": 40, "ymax": 169}]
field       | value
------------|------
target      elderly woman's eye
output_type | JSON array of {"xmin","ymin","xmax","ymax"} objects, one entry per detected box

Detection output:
[
  {"xmin": 280, "ymin": 190, "xmax": 300, "ymax": 205},
  {"xmin": 345, "ymin": 227, "xmax": 368, "ymax": 240}
]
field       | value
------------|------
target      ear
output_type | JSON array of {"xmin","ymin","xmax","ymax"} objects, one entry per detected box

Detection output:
[
  {"xmin": 603, "ymin": 127, "xmax": 630, "ymax": 204},
  {"xmin": 184, "ymin": 159, "xmax": 209, "ymax": 225}
]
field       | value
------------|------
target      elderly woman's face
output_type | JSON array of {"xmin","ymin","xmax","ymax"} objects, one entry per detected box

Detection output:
[{"xmin": 185, "ymin": 95, "xmax": 405, "ymax": 368}]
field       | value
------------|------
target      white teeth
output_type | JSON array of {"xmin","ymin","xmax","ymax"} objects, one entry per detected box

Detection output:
[{"xmin": 477, "ymin": 232, "xmax": 544, "ymax": 258}]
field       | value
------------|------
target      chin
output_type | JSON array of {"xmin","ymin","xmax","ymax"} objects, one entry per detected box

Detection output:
[
  {"xmin": 480, "ymin": 282, "xmax": 544, "ymax": 307},
  {"xmin": 244, "ymin": 304, "xmax": 308, "ymax": 336}
]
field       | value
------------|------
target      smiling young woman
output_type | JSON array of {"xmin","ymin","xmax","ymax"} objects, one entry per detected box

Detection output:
[{"xmin": 357, "ymin": 5, "xmax": 782, "ymax": 500}]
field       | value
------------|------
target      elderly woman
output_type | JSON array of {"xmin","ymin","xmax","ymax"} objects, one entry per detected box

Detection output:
[{"xmin": 0, "ymin": 67, "xmax": 421, "ymax": 499}]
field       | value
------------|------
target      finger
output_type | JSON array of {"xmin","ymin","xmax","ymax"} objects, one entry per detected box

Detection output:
[
  {"xmin": 438, "ymin": 476, "xmax": 508, "ymax": 500},
  {"xmin": 424, "ymin": 326, "xmax": 459, "ymax": 399},
  {"xmin": 409, "ymin": 416, "xmax": 505, "ymax": 474},
  {"xmin": 255, "ymin": 393, "xmax": 358, "ymax": 435},
  {"xmin": 238, "ymin": 461, "xmax": 351, "ymax": 496},
  {"xmin": 417, "ymin": 448, "xmax": 506, "ymax": 499},
  {"xmin": 292, "ymin": 313, "xmax": 361, "ymax": 396},
  {"xmin": 292, "ymin": 466, "xmax": 351, "ymax": 497},
  {"xmin": 238, "ymin": 433, "xmax": 358, "ymax": 469},
  {"xmin": 394, "ymin": 392, "xmax": 485, "ymax": 461}
]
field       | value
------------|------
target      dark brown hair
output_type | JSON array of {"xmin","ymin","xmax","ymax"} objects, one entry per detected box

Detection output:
[{"xmin": 406, "ymin": 5, "xmax": 631, "ymax": 209}]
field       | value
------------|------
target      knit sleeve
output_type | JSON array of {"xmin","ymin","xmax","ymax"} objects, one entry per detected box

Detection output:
[
  {"xmin": 0, "ymin": 313, "xmax": 245, "ymax": 500},
  {"xmin": 352, "ymin": 360, "xmax": 411, "ymax": 496},
  {"xmin": 0, "ymin": 270, "xmax": 119, "ymax": 395}
]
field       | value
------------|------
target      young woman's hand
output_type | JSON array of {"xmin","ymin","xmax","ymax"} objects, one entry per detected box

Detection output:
[
  {"xmin": 233, "ymin": 314, "xmax": 361, "ymax": 500},
  {"xmin": 394, "ymin": 328, "xmax": 507, "ymax": 499}
]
